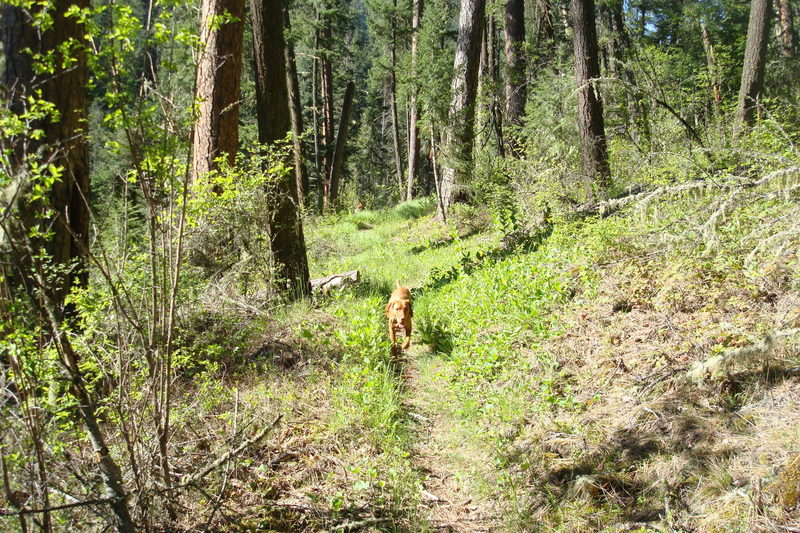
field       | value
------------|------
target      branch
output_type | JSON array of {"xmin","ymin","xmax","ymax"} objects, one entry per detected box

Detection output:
[
  {"xmin": 0, "ymin": 498, "xmax": 113, "ymax": 516},
  {"xmin": 179, "ymin": 415, "xmax": 283, "ymax": 486}
]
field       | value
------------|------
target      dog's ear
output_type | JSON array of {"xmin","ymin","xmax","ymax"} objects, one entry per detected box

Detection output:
[
  {"xmin": 407, "ymin": 302, "xmax": 413, "ymax": 317},
  {"xmin": 385, "ymin": 302, "xmax": 391, "ymax": 316}
]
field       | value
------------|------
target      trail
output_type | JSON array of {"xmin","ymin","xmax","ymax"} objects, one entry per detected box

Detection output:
[{"xmin": 400, "ymin": 345, "xmax": 501, "ymax": 532}]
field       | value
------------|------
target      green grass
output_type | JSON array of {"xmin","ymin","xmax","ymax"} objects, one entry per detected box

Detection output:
[{"xmin": 260, "ymin": 175, "xmax": 800, "ymax": 531}]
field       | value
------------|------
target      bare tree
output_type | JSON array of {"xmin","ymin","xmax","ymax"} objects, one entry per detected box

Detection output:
[
  {"xmin": 191, "ymin": 0, "xmax": 245, "ymax": 185},
  {"xmin": 438, "ymin": 0, "xmax": 486, "ymax": 219},
  {"xmin": 571, "ymin": 0, "xmax": 610, "ymax": 194},
  {"xmin": 736, "ymin": 0, "xmax": 772, "ymax": 129},
  {"xmin": 251, "ymin": 0, "xmax": 311, "ymax": 298}
]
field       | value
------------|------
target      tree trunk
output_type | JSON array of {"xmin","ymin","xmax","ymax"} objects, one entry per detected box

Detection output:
[
  {"xmin": 775, "ymin": 0, "xmax": 797, "ymax": 58},
  {"xmin": 602, "ymin": 0, "xmax": 646, "ymax": 141},
  {"xmin": 2, "ymin": 0, "xmax": 91, "ymax": 315},
  {"xmin": 251, "ymin": 0, "xmax": 311, "ymax": 299},
  {"xmin": 504, "ymin": 0, "xmax": 526, "ymax": 156},
  {"xmin": 438, "ymin": 0, "xmax": 486, "ymax": 219},
  {"xmin": 736, "ymin": 0, "xmax": 772, "ymax": 129},
  {"xmin": 329, "ymin": 81, "xmax": 356, "ymax": 206},
  {"xmin": 571, "ymin": 0, "xmax": 611, "ymax": 194},
  {"xmin": 191, "ymin": 0, "xmax": 245, "ymax": 185},
  {"xmin": 320, "ymin": 13, "xmax": 336, "ymax": 208},
  {"xmin": 406, "ymin": 0, "xmax": 423, "ymax": 201},
  {"xmin": 701, "ymin": 22, "xmax": 722, "ymax": 119},
  {"xmin": 312, "ymin": 27, "xmax": 323, "ymax": 209},
  {"xmin": 390, "ymin": 46, "xmax": 404, "ymax": 196},
  {"xmin": 284, "ymin": 7, "xmax": 310, "ymax": 208}
]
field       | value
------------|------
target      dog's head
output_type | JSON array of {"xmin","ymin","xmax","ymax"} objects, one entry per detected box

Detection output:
[{"xmin": 386, "ymin": 299, "xmax": 411, "ymax": 330}]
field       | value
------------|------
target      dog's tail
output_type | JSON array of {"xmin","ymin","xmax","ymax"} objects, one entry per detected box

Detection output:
[{"xmin": 396, "ymin": 279, "xmax": 401, "ymax": 289}]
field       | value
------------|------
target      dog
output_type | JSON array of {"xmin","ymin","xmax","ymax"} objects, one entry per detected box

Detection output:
[{"xmin": 386, "ymin": 280, "xmax": 412, "ymax": 349}]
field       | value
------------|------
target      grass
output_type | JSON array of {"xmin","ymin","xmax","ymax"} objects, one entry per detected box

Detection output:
[{"xmin": 73, "ymin": 178, "xmax": 799, "ymax": 532}]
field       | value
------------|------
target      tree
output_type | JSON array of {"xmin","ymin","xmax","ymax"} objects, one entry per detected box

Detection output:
[
  {"xmin": 736, "ymin": 0, "xmax": 771, "ymax": 129},
  {"xmin": 504, "ymin": 0, "xmax": 526, "ymax": 156},
  {"xmin": 2, "ymin": 2, "xmax": 137, "ymax": 530},
  {"xmin": 284, "ymin": 6, "xmax": 310, "ymax": 208},
  {"xmin": 191, "ymin": 0, "xmax": 245, "ymax": 185},
  {"xmin": 2, "ymin": 0, "xmax": 92, "ymax": 312},
  {"xmin": 329, "ymin": 81, "xmax": 356, "ymax": 204},
  {"xmin": 319, "ymin": 4, "xmax": 337, "ymax": 208},
  {"xmin": 406, "ymin": 0, "xmax": 423, "ymax": 200},
  {"xmin": 571, "ymin": 0, "xmax": 610, "ymax": 194},
  {"xmin": 775, "ymin": 0, "xmax": 797, "ymax": 59},
  {"xmin": 251, "ymin": 0, "xmax": 311, "ymax": 298},
  {"xmin": 438, "ymin": 0, "xmax": 486, "ymax": 219}
]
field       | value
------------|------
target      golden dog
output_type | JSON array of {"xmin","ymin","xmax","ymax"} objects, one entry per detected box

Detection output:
[{"xmin": 386, "ymin": 281, "xmax": 412, "ymax": 349}]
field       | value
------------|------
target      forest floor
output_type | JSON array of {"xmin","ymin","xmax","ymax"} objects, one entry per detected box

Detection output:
[{"xmin": 184, "ymin": 180, "xmax": 800, "ymax": 532}]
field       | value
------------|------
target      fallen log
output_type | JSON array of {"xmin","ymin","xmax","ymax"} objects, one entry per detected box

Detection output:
[{"xmin": 310, "ymin": 270, "xmax": 360, "ymax": 292}]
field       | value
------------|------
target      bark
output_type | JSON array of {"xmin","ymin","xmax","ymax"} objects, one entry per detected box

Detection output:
[
  {"xmin": 775, "ymin": 0, "xmax": 797, "ymax": 58},
  {"xmin": 2, "ymin": 0, "xmax": 91, "ymax": 313},
  {"xmin": 329, "ymin": 81, "xmax": 356, "ymax": 205},
  {"xmin": 438, "ymin": 0, "xmax": 486, "ymax": 219},
  {"xmin": 406, "ymin": 0, "xmax": 423, "ymax": 200},
  {"xmin": 284, "ymin": 7, "xmax": 310, "ymax": 208},
  {"xmin": 251, "ymin": 0, "xmax": 311, "ymax": 299},
  {"xmin": 504, "ymin": 0, "xmax": 526, "ymax": 157},
  {"xmin": 736, "ymin": 0, "xmax": 772, "ymax": 129},
  {"xmin": 571, "ymin": 0, "xmax": 611, "ymax": 194},
  {"xmin": 191, "ymin": 0, "xmax": 245, "ymax": 185}
]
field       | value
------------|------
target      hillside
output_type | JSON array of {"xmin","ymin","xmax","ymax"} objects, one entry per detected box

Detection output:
[{"xmin": 162, "ymin": 169, "xmax": 800, "ymax": 532}]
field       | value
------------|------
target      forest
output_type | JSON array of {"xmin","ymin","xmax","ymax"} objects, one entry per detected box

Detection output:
[{"xmin": 2, "ymin": 0, "xmax": 800, "ymax": 530}]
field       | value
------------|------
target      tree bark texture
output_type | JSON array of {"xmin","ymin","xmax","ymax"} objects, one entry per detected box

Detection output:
[
  {"xmin": 504, "ymin": 0, "xmax": 526, "ymax": 157},
  {"xmin": 251, "ymin": 0, "xmax": 311, "ymax": 299},
  {"xmin": 736, "ymin": 0, "xmax": 772, "ymax": 129},
  {"xmin": 283, "ymin": 7, "xmax": 310, "ymax": 208},
  {"xmin": 406, "ymin": 0, "xmax": 423, "ymax": 201},
  {"xmin": 191, "ymin": 0, "xmax": 245, "ymax": 184},
  {"xmin": 438, "ymin": 0, "xmax": 486, "ymax": 219},
  {"xmin": 571, "ymin": 0, "xmax": 610, "ymax": 194},
  {"xmin": 775, "ymin": 0, "xmax": 797, "ymax": 58},
  {"xmin": 2, "ymin": 0, "xmax": 91, "ymax": 312},
  {"xmin": 329, "ymin": 81, "xmax": 356, "ymax": 206}
]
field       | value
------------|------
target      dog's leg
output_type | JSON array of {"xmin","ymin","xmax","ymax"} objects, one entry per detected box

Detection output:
[
  {"xmin": 389, "ymin": 322, "xmax": 397, "ymax": 345},
  {"xmin": 402, "ymin": 324, "xmax": 412, "ymax": 349}
]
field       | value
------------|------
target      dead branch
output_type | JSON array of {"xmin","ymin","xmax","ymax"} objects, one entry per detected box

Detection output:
[
  {"xmin": 688, "ymin": 328, "xmax": 800, "ymax": 382},
  {"xmin": 0, "ymin": 497, "xmax": 114, "ymax": 516},
  {"xmin": 179, "ymin": 415, "xmax": 282, "ymax": 486},
  {"xmin": 329, "ymin": 516, "xmax": 390, "ymax": 532},
  {"xmin": 311, "ymin": 270, "xmax": 359, "ymax": 292}
]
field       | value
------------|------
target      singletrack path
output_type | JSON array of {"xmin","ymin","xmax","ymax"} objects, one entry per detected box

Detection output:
[{"xmin": 399, "ymin": 345, "xmax": 501, "ymax": 532}]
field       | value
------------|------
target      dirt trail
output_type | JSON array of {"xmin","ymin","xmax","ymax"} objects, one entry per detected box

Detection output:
[{"xmin": 399, "ymin": 346, "xmax": 501, "ymax": 532}]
